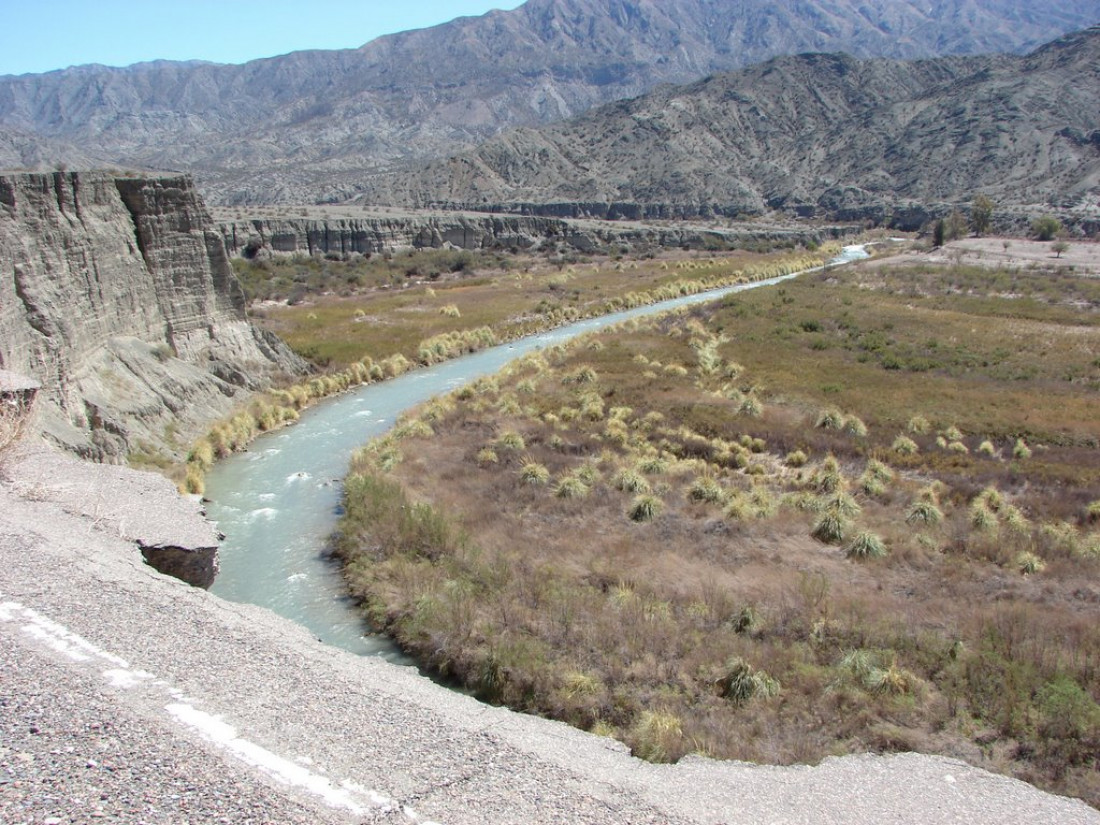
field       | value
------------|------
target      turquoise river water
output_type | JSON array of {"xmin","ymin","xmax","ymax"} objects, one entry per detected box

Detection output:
[{"xmin": 205, "ymin": 246, "xmax": 870, "ymax": 660}]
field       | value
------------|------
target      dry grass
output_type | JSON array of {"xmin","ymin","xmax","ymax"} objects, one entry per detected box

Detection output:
[{"xmin": 334, "ymin": 255, "xmax": 1100, "ymax": 805}]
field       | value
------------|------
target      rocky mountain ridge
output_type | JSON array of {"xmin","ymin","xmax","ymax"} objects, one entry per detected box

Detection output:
[
  {"xmin": 355, "ymin": 26, "xmax": 1100, "ymax": 223},
  {"xmin": 0, "ymin": 0, "xmax": 1096, "ymax": 204},
  {"xmin": 0, "ymin": 172, "xmax": 306, "ymax": 462}
]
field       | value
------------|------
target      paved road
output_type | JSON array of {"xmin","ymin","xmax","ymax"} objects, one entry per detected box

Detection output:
[{"xmin": 2, "ymin": 449, "xmax": 1097, "ymax": 824}]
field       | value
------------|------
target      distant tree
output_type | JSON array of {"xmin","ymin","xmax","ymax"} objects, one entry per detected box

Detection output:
[
  {"xmin": 971, "ymin": 195, "xmax": 994, "ymax": 236},
  {"xmin": 1032, "ymin": 215, "xmax": 1062, "ymax": 241},
  {"xmin": 932, "ymin": 219, "xmax": 945, "ymax": 248},
  {"xmin": 1051, "ymin": 240, "xmax": 1070, "ymax": 258},
  {"xmin": 944, "ymin": 210, "xmax": 968, "ymax": 242}
]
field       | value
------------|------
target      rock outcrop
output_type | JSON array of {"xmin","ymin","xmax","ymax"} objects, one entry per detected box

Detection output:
[
  {"xmin": 0, "ymin": 171, "xmax": 306, "ymax": 462},
  {"xmin": 218, "ymin": 209, "xmax": 851, "ymax": 258}
]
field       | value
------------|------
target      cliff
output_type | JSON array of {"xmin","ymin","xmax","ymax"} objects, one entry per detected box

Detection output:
[
  {"xmin": 217, "ymin": 209, "xmax": 849, "ymax": 258},
  {"xmin": 0, "ymin": 171, "xmax": 306, "ymax": 462}
]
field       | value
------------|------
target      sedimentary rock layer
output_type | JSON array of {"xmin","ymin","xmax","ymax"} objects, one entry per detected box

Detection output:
[{"xmin": 0, "ymin": 171, "xmax": 305, "ymax": 461}]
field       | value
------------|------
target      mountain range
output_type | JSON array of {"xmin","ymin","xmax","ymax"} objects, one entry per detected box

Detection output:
[
  {"xmin": 0, "ymin": 0, "xmax": 1096, "ymax": 205},
  {"xmin": 358, "ymin": 25, "xmax": 1100, "ymax": 221}
]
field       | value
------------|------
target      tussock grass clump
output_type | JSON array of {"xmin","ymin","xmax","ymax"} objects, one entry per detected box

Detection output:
[
  {"xmin": 815, "ymin": 408, "xmax": 845, "ymax": 430},
  {"xmin": 812, "ymin": 512, "xmax": 848, "ymax": 545},
  {"xmin": 519, "ymin": 460, "xmax": 551, "ymax": 486},
  {"xmin": 907, "ymin": 415, "xmax": 931, "ymax": 435},
  {"xmin": 555, "ymin": 476, "xmax": 591, "ymax": 499},
  {"xmin": 497, "ymin": 431, "xmax": 526, "ymax": 451},
  {"xmin": 613, "ymin": 469, "xmax": 651, "ymax": 494},
  {"xmin": 687, "ymin": 476, "xmax": 725, "ymax": 505},
  {"xmin": 891, "ymin": 435, "xmax": 919, "ymax": 456},
  {"xmin": 739, "ymin": 395, "xmax": 763, "ymax": 417},
  {"xmin": 846, "ymin": 531, "xmax": 888, "ymax": 560},
  {"xmin": 813, "ymin": 455, "xmax": 846, "ymax": 494},
  {"xmin": 476, "ymin": 448, "xmax": 499, "ymax": 466},
  {"xmin": 905, "ymin": 500, "xmax": 944, "ymax": 526},
  {"xmin": 1016, "ymin": 551, "xmax": 1046, "ymax": 575},
  {"xmin": 843, "ymin": 415, "xmax": 869, "ymax": 438},
  {"xmin": 628, "ymin": 493, "xmax": 662, "ymax": 522},
  {"xmin": 718, "ymin": 658, "xmax": 781, "ymax": 706},
  {"xmin": 630, "ymin": 711, "xmax": 684, "ymax": 762},
  {"xmin": 785, "ymin": 450, "xmax": 808, "ymax": 468},
  {"xmin": 638, "ymin": 455, "xmax": 670, "ymax": 475},
  {"xmin": 1013, "ymin": 438, "xmax": 1032, "ymax": 460}
]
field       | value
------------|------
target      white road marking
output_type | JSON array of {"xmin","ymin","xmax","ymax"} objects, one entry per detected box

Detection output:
[{"xmin": 0, "ymin": 598, "xmax": 442, "ymax": 824}]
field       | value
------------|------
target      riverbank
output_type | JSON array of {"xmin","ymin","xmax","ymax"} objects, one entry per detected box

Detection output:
[
  {"xmin": 2, "ymin": 444, "xmax": 1097, "ymax": 824},
  {"xmin": 336, "ymin": 252, "xmax": 1100, "ymax": 804}
]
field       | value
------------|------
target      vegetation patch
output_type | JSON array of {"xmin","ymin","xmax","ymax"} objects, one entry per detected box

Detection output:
[{"xmin": 335, "ymin": 254, "xmax": 1100, "ymax": 806}]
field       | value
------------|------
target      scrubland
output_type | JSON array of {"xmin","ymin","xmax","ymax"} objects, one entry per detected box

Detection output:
[{"xmin": 334, "ymin": 254, "xmax": 1100, "ymax": 805}]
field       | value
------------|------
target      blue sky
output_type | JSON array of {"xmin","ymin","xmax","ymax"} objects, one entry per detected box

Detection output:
[{"xmin": 0, "ymin": 1, "xmax": 526, "ymax": 76}]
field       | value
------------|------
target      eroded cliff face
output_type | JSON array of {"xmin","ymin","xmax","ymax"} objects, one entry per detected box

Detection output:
[
  {"xmin": 218, "ymin": 211, "xmax": 846, "ymax": 258},
  {"xmin": 0, "ymin": 171, "xmax": 305, "ymax": 462}
]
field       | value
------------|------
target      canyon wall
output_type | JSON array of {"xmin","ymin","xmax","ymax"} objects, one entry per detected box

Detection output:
[
  {"xmin": 0, "ymin": 171, "xmax": 306, "ymax": 462},
  {"xmin": 218, "ymin": 211, "xmax": 847, "ymax": 258}
]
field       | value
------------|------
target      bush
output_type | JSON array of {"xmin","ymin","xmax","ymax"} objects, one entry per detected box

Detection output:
[{"xmin": 1031, "ymin": 215, "xmax": 1062, "ymax": 242}]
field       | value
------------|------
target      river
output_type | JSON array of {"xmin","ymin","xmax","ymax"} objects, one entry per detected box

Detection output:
[{"xmin": 205, "ymin": 246, "xmax": 869, "ymax": 660}]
